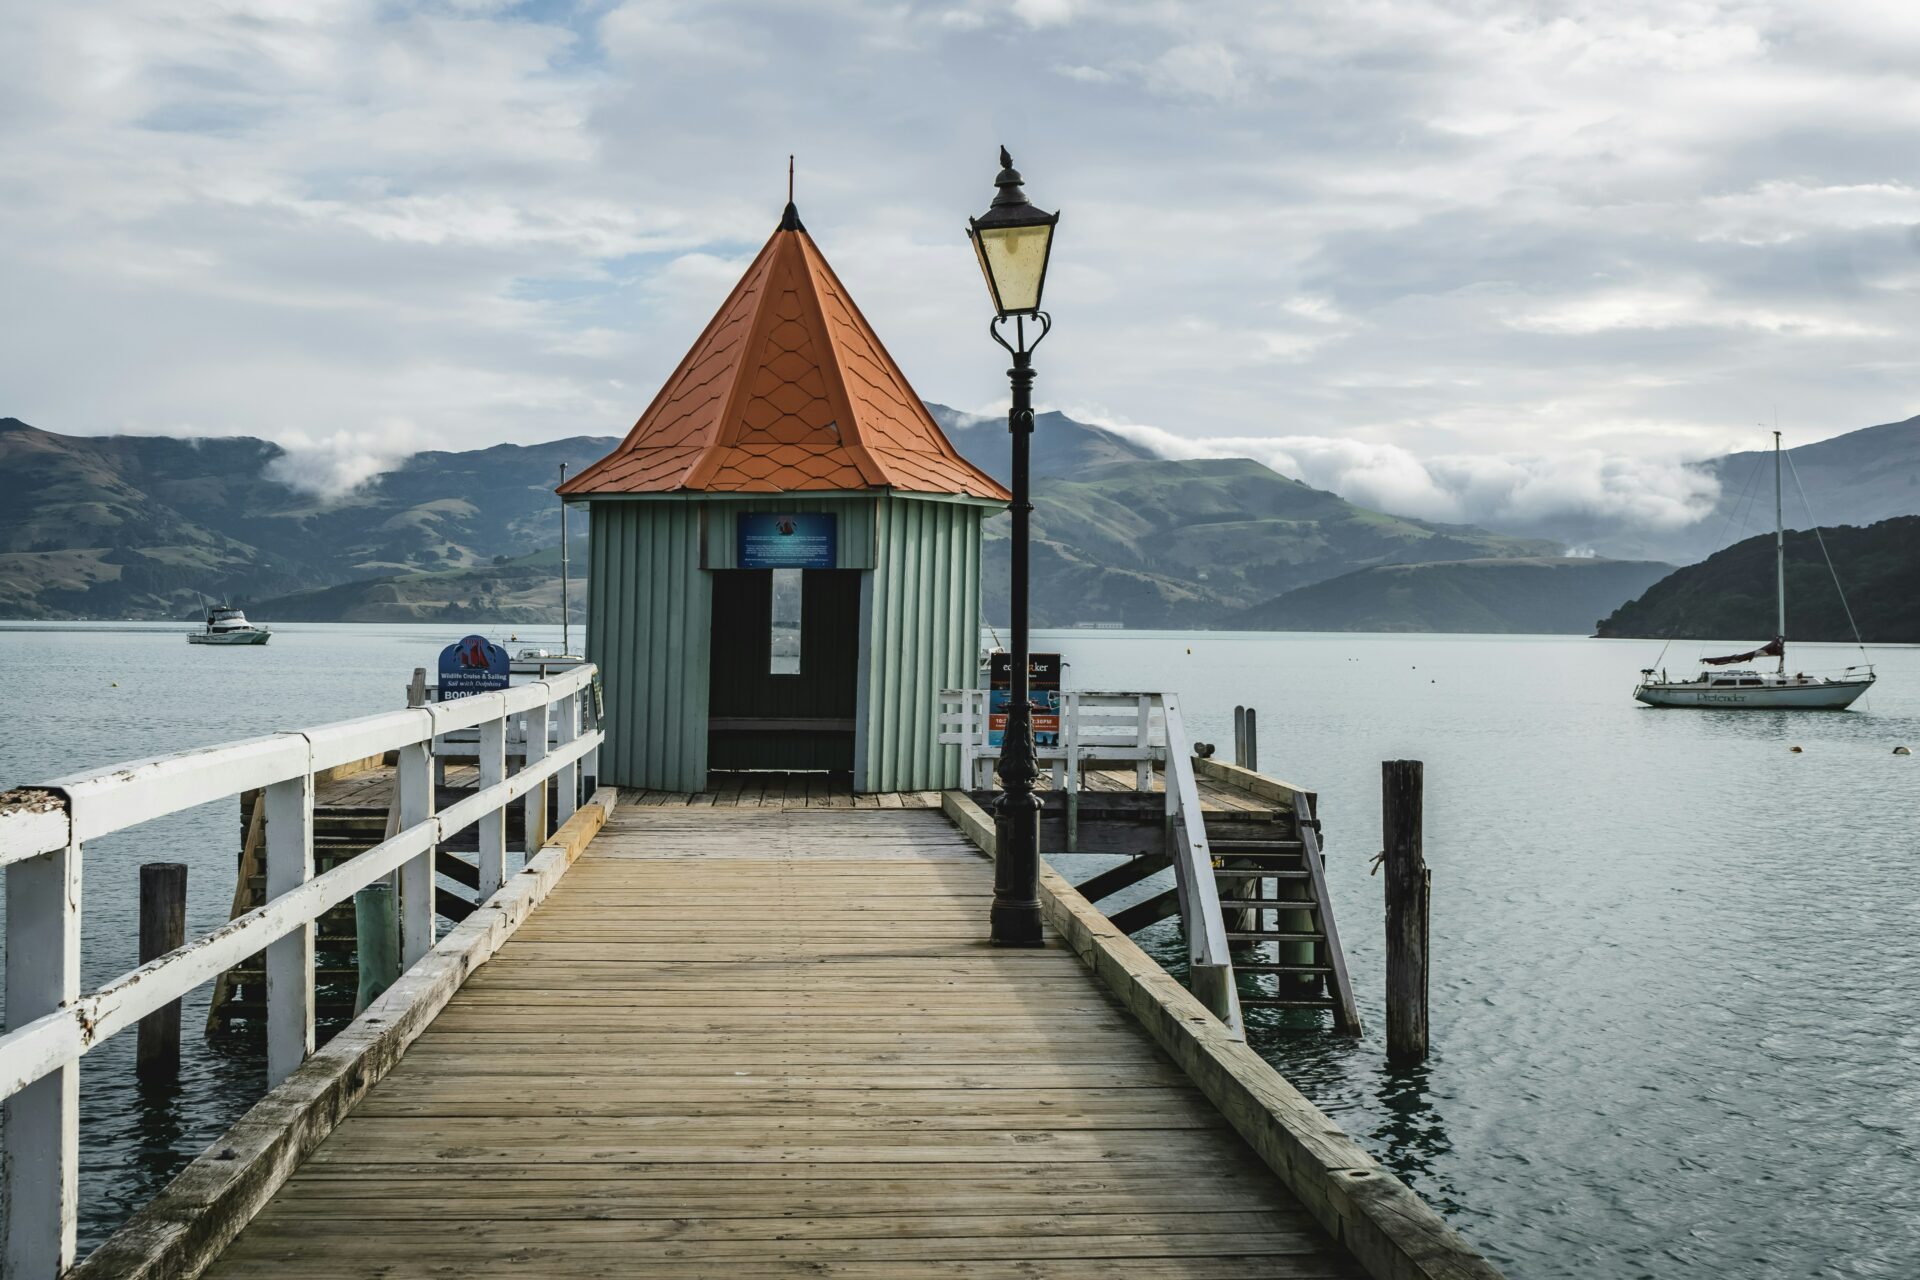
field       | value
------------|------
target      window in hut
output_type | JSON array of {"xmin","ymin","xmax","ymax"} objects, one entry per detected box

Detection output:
[{"xmin": 770, "ymin": 568, "xmax": 803, "ymax": 675}]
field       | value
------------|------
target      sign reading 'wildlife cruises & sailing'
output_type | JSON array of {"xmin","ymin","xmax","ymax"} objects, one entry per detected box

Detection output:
[
  {"xmin": 738, "ymin": 513, "xmax": 837, "ymax": 569},
  {"xmin": 438, "ymin": 635, "xmax": 510, "ymax": 697}
]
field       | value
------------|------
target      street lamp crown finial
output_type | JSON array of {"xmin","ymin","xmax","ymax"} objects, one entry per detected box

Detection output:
[{"xmin": 992, "ymin": 147, "xmax": 1028, "ymax": 208}]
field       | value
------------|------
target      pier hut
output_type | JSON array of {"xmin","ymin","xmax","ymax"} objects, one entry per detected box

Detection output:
[{"xmin": 561, "ymin": 201, "xmax": 1007, "ymax": 794}]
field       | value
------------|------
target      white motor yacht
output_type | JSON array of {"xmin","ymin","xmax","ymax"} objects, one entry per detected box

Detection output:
[{"xmin": 188, "ymin": 604, "xmax": 271, "ymax": 646}]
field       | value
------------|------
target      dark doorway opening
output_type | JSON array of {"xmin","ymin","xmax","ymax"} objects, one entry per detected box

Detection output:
[{"xmin": 708, "ymin": 568, "xmax": 860, "ymax": 773}]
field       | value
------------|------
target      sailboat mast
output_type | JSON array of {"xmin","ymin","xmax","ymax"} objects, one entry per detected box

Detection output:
[
  {"xmin": 560, "ymin": 462, "xmax": 568, "ymax": 660},
  {"xmin": 1773, "ymin": 430, "xmax": 1785, "ymax": 674}
]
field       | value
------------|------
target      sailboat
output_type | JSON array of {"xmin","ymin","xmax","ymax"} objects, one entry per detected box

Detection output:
[{"xmin": 1633, "ymin": 432, "xmax": 1875, "ymax": 710}]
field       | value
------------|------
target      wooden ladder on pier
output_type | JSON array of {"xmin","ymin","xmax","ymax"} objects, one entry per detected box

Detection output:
[
  {"xmin": 1081, "ymin": 787, "xmax": 1361, "ymax": 1035},
  {"xmin": 1212, "ymin": 793, "xmax": 1361, "ymax": 1031}
]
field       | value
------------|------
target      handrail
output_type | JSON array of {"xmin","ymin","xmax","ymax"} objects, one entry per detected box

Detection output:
[
  {"xmin": 938, "ymin": 686, "xmax": 1242, "ymax": 1037},
  {"xmin": 1160, "ymin": 694, "xmax": 1243, "ymax": 1036},
  {"xmin": 0, "ymin": 663, "xmax": 602, "ymax": 1278}
]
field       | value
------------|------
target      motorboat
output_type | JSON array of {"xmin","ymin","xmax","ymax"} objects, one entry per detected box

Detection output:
[{"xmin": 187, "ymin": 604, "xmax": 271, "ymax": 646}]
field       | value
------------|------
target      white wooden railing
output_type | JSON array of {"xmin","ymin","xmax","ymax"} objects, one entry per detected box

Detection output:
[
  {"xmin": 0, "ymin": 664, "xmax": 602, "ymax": 1278},
  {"xmin": 939, "ymin": 689, "xmax": 1241, "ymax": 1036}
]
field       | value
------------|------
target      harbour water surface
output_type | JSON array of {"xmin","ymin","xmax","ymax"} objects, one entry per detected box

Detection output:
[{"xmin": 2, "ymin": 623, "xmax": 1917, "ymax": 1276}]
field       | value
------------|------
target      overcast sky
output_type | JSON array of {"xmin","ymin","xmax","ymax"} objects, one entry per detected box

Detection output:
[{"xmin": 3, "ymin": 1, "xmax": 1917, "ymax": 528}]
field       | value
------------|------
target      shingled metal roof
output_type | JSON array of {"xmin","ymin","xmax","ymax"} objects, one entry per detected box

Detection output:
[{"xmin": 559, "ymin": 209, "xmax": 1009, "ymax": 501}]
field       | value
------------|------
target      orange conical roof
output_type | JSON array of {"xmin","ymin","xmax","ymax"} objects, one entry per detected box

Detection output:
[{"xmin": 560, "ymin": 207, "xmax": 1009, "ymax": 501}]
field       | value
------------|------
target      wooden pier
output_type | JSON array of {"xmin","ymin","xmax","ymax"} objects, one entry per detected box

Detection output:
[
  {"xmin": 2, "ymin": 670, "xmax": 1499, "ymax": 1280},
  {"xmin": 196, "ymin": 803, "xmax": 1370, "ymax": 1278}
]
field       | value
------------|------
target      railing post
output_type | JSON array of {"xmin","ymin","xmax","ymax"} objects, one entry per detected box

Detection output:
[
  {"xmin": 477, "ymin": 713, "xmax": 507, "ymax": 898},
  {"xmin": 1135, "ymin": 694, "xmax": 1152, "ymax": 790},
  {"xmin": 523, "ymin": 704, "xmax": 549, "ymax": 851},
  {"xmin": 555, "ymin": 689, "xmax": 580, "ymax": 825},
  {"xmin": 396, "ymin": 697, "xmax": 436, "ymax": 966},
  {"xmin": 264, "ymin": 770, "xmax": 316, "ymax": 1087},
  {"xmin": 3, "ymin": 831, "xmax": 81, "ymax": 1276}
]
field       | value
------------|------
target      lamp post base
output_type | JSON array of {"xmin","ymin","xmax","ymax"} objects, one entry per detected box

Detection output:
[
  {"xmin": 990, "ymin": 903, "xmax": 1044, "ymax": 947},
  {"xmin": 990, "ymin": 799, "xmax": 1044, "ymax": 947}
]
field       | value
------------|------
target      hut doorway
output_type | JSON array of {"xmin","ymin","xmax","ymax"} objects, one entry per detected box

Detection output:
[{"xmin": 707, "ymin": 568, "xmax": 861, "ymax": 773}]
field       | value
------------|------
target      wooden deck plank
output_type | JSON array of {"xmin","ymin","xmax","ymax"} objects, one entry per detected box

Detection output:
[{"xmin": 201, "ymin": 807, "xmax": 1362, "ymax": 1279}]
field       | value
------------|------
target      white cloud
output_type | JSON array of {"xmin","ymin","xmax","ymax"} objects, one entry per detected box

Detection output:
[
  {"xmin": 264, "ymin": 423, "xmax": 428, "ymax": 499},
  {"xmin": 1073, "ymin": 410, "xmax": 1722, "ymax": 534},
  {"xmin": 0, "ymin": 0, "xmax": 1915, "ymax": 498}
]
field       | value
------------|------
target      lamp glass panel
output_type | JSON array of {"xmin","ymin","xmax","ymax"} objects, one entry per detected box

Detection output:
[{"xmin": 977, "ymin": 223, "xmax": 1052, "ymax": 314}]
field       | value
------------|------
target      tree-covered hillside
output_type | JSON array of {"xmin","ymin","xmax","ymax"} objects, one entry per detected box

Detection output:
[
  {"xmin": 1237, "ymin": 557, "xmax": 1672, "ymax": 634},
  {"xmin": 1595, "ymin": 516, "xmax": 1920, "ymax": 642}
]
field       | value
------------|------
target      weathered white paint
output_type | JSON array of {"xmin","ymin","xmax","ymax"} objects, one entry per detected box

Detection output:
[
  {"xmin": 939, "ymin": 688, "xmax": 1168, "ymax": 791},
  {"xmin": 264, "ymin": 770, "xmax": 316, "ymax": 1088},
  {"xmin": 555, "ymin": 690, "xmax": 580, "ymax": 827},
  {"xmin": 0, "ymin": 794, "xmax": 68, "ymax": 866},
  {"xmin": 1161, "ymin": 695, "xmax": 1242, "ymax": 1035},
  {"xmin": 0, "ymin": 669, "xmax": 601, "ymax": 1280},
  {"xmin": 522, "ymin": 705, "xmax": 550, "ymax": 852},
  {"xmin": 395, "ymin": 740, "xmax": 434, "ymax": 968},
  {"xmin": 50, "ymin": 734, "xmax": 310, "ymax": 846},
  {"xmin": 2, "ymin": 837, "xmax": 81, "ymax": 1276},
  {"xmin": 476, "ymin": 715, "xmax": 507, "ymax": 897}
]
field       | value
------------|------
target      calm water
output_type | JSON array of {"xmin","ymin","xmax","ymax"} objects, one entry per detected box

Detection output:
[{"xmin": 3, "ymin": 623, "xmax": 1917, "ymax": 1276}]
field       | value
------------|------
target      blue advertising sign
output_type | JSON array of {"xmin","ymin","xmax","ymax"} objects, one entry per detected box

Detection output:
[
  {"xmin": 738, "ymin": 512, "xmax": 837, "ymax": 569},
  {"xmin": 438, "ymin": 634, "xmax": 510, "ymax": 698}
]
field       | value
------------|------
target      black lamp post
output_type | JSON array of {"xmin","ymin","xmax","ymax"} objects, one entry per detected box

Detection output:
[{"xmin": 968, "ymin": 147, "xmax": 1059, "ymax": 948}]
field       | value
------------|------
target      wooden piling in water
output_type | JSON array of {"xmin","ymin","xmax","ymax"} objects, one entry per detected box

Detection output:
[
  {"xmin": 1245, "ymin": 706, "xmax": 1259, "ymax": 772},
  {"xmin": 1382, "ymin": 759, "xmax": 1430, "ymax": 1064},
  {"xmin": 353, "ymin": 883, "xmax": 400, "ymax": 1015},
  {"xmin": 136, "ymin": 863, "xmax": 187, "ymax": 1079}
]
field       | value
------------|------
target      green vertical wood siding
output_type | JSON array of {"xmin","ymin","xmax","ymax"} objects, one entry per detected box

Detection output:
[
  {"xmin": 859, "ymin": 495, "xmax": 984, "ymax": 792},
  {"xmin": 586, "ymin": 502, "xmax": 711, "ymax": 792},
  {"xmin": 587, "ymin": 492, "xmax": 987, "ymax": 795}
]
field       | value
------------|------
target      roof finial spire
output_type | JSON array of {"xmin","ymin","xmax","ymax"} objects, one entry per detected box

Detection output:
[{"xmin": 781, "ymin": 154, "xmax": 804, "ymax": 231}]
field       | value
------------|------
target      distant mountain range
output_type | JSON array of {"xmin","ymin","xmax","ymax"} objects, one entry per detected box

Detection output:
[
  {"xmin": 5, "ymin": 406, "xmax": 1917, "ymax": 634},
  {"xmin": 931, "ymin": 404, "xmax": 1573, "ymax": 626},
  {"xmin": 1505, "ymin": 413, "xmax": 1920, "ymax": 563},
  {"xmin": 1595, "ymin": 515, "xmax": 1920, "ymax": 644},
  {"xmin": 1238, "ymin": 557, "xmax": 1673, "ymax": 635},
  {"xmin": 0, "ymin": 416, "xmax": 612, "ymax": 620}
]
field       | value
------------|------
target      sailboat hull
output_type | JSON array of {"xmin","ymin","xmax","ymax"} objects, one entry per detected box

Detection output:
[{"xmin": 1634, "ymin": 678, "xmax": 1872, "ymax": 710}]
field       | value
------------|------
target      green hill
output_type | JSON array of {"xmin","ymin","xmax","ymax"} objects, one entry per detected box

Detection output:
[
  {"xmin": 1595, "ymin": 516, "xmax": 1920, "ymax": 642},
  {"xmin": 981, "ymin": 457, "xmax": 1559, "ymax": 627},
  {"xmin": 0, "ymin": 417, "xmax": 614, "ymax": 619},
  {"xmin": 1235, "ymin": 557, "xmax": 1672, "ymax": 634},
  {"xmin": 251, "ymin": 543, "xmax": 587, "ymax": 624}
]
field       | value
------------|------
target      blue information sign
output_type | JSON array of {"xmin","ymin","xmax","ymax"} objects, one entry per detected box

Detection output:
[
  {"xmin": 738, "ymin": 512, "xmax": 837, "ymax": 569},
  {"xmin": 438, "ymin": 634, "xmax": 510, "ymax": 698}
]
